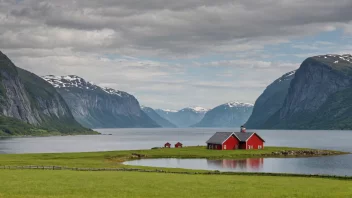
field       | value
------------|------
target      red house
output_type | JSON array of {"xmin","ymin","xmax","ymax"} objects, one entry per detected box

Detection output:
[
  {"xmin": 175, "ymin": 142, "xmax": 183, "ymax": 148},
  {"xmin": 206, "ymin": 131, "xmax": 265, "ymax": 150},
  {"xmin": 164, "ymin": 142, "xmax": 171, "ymax": 148}
]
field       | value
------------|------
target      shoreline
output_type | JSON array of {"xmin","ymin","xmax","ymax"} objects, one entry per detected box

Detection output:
[
  {"xmin": 1, "ymin": 165, "xmax": 352, "ymax": 180},
  {"xmin": 0, "ymin": 146, "xmax": 349, "ymax": 177},
  {"xmin": 0, "ymin": 132, "xmax": 101, "ymax": 138}
]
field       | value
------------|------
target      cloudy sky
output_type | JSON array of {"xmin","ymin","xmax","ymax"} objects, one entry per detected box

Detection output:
[{"xmin": 1, "ymin": 0, "xmax": 352, "ymax": 110}]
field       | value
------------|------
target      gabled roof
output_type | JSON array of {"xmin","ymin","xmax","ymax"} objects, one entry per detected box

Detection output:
[
  {"xmin": 206, "ymin": 132, "xmax": 233, "ymax": 144},
  {"xmin": 175, "ymin": 142, "xmax": 183, "ymax": 145},
  {"xmin": 233, "ymin": 132, "xmax": 265, "ymax": 142}
]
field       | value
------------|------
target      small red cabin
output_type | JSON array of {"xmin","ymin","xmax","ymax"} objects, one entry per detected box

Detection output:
[
  {"xmin": 206, "ymin": 130, "xmax": 265, "ymax": 150},
  {"xmin": 164, "ymin": 142, "xmax": 171, "ymax": 148},
  {"xmin": 175, "ymin": 142, "xmax": 183, "ymax": 148}
]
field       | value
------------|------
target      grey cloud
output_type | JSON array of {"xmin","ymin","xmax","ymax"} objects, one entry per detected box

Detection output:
[
  {"xmin": 2, "ymin": 0, "xmax": 352, "ymax": 56},
  {"xmin": 1, "ymin": 0, "xmax": 352, "ymax": 108}
]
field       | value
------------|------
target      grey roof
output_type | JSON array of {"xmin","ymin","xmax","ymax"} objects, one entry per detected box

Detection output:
[
  {"xmin": 206, "ymin": 132, "xmax": 265, "ymax": 144},
  {"xmin": 233, "ymin": 132, "xmax": 265, "ymax": 142},
  {"xmin": 206, "ymin": 132, "xmax": 233, "ymax": 144},
  {"xmin": 233, "ymin": 132, "xmax": 255, "ymax": 142}
]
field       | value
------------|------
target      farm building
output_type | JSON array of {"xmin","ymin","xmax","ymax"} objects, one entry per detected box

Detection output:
[
  {"xmin": 164, "ymin": 142, "xmax": 171, "ymax": 148},
  {"xmin": 175, "ymin": 142, "xmax": 183, "ymax": 148},
  {"xmin": 206, "ymin": 129, "xmax": 265, "ymax": 150}
]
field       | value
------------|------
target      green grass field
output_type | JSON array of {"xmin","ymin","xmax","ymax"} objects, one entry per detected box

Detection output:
[
  {"xmin": 0, "ymin": 170, "xmax": 351, "ymax": 198},
  {"xmin": 0, "ymin": 147, "xmax": 350, "ymax": 198},
  {"xmin": 0, "ymin": 146, "xmax": 346, "ymax": 169}
]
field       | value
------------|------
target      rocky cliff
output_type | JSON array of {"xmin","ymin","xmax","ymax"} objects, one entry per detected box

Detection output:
[
  {"xmin": 141, "ymin": 106, "xmax": 177, "ymax": 128},
  {"xmin": 155, "ymin": 107, "xmax": 208, "ymax": 127},
  {"xmin": 194, "ymin": 102, "xmax": 253, "ymax": 128},
  {"xmin": 43, "ymin": 75, "xmax": 160, "ymax": 128},
  {"xmin": 263, "ymin": 54, "xmax": 352, "ymax": 129},
  {"xmin": 245, "ymin": 70, "xmax": 296, "ymax": 129},
  {"xmin": 0, "ymin": 51, "xmax": 92, "ymax": 135}
]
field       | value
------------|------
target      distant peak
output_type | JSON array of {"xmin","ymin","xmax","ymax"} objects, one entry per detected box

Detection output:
[
  {"xmin": 225, "ymin": 101, "xmax": 253, "ymax": 108},
  {"xmin": 162, "ymin": 109, "xmax": 178, "ymax": 113},
  {"xmin": 184, "ymin": 106, "xmax": 209, "ymax": 112}
]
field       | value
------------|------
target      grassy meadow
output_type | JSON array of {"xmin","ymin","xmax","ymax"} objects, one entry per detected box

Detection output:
[
  {"xmin": 0, "ymin": 146, "xmax": 350, "ymax": 198},
  {"xmin": 0, "ymin": 169, "xmax": 351, "ymax": 198}
]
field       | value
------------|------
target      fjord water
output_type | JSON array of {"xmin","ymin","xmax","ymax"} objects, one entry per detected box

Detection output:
[{"xmin": 1, "ymin": 128, "xmax": 352, "ymax": 176}]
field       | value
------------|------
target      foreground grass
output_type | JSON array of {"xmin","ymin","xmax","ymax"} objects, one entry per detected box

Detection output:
[
  {"xmin": 0, "ymin": 147, "xmax": 350, "ymax": 198},
  {"xmin": 0, "ymin": 146, "xmax": 346, "ymax": 169},
  {"xmin": 0, "ymin": 170, "xmax": 351, "ymax": 198}
]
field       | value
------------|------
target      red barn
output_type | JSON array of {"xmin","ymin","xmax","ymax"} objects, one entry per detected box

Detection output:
[
  {"xmin": 175, "ymin": 142, "xmax": 183, "ymax": 148},
  {"xmin": 164, "ymin": 142, "xmax": 171, "ymax": 148},
  {"xmin": 206, "ymin": 131, "xmax": 265, "ymax": 150}
]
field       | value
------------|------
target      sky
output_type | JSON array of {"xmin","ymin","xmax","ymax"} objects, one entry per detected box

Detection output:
[{"xmin": 1, "ymin": 0, "xmax": 352, "ymax": 110}]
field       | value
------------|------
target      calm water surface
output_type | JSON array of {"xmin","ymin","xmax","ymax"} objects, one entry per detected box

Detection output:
[{"xmin": 1, "ymin": 128, "xmax": 352, "ymax": 176}]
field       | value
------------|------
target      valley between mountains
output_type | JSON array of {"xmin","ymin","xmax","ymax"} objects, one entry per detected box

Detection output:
[{"xmin": 2, "ymin": 51, "xmax": 352, "ymax": 135}]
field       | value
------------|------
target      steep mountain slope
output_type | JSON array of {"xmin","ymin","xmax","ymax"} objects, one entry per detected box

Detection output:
[
  {"xmin": 141, "ymin": 106, "xmax": 177, "ymax": 128},
  {"xmin": 155, "ymin": 107, "xmax": 208, "ymax": 127},
  {"xmin": 263, "ymin": 54, "xmax": 352, "ymax": 129},
  {"xmin": 0, "ymin": 51, "xmax": 93, "ymax": 136},
  {"xmin": 43, "ymin": 75, "xmax": 160, "ymax": 128},
  {"xmin": 194, "ymin": 102, "xmax": 253, "ymax": 128},
  {"xmin": 245, "ymin": 70, "xmax": 296, "ymax": 129}
]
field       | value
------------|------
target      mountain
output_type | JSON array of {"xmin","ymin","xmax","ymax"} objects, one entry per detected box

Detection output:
[
  {"xmin": 263, "ymin": 54, "xmax": 352, "ymax": 129},
  {"xmin": 155, "ymin": 107, "xmax": 208, "ymax": 127},
  {"xmin": 43, "ymin": 75, "xmax": 160, "ymax": 129},
  {"xmin": 0, "ymin": 51, "xmax": 93, "ymax": 136},
  {"xmin": 193, "ymin": 102, "xmax": 253, "ymax": 128},
  {"xmin": 245, "ymin": 70, "xmax": 296, "ymax": 129},
  {"xmin": 141, "ymin": 106, "xmax": 177, "ymax": 128}
]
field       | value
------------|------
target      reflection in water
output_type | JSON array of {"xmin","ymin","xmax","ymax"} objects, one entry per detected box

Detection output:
[
  {"xmin": 124, "ymin": 156, "xmax": 352, "ymax": 176},
  {"xmin": 207, "ymin": 158, "xmax": 264, "ymax": 171}
]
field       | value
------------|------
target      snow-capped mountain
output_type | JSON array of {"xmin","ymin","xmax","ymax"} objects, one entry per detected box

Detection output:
[
  {"xmin": 43, "ymin": 75, "xmax": 96, "ymax": 89},
  {"xmin": 161, "ymin": 109, "xmax": 178, "ymax": 113},
  {"xmin": 183, "ymin": 106, "xmax": 209, "ymax": 113},
  {"xmin": 155, "ymin": 107, "xmax": 208, "ymax": 127},
  {"xmin": 43, "ymin": 75, "xmax": 127, "ymax": 97},
  {"xmin": 0, "ymin": 51, "xmax": 91, "ymax": 136},
  {"xmin": 262, "ymin": 54, "xmax": 352, "ymax": 129},
  {"xmin": 42, "ymin": 75, "xmax": 160, "ymax": 129},
  {"xmin": 193, "ymin": 102, "xmax": 253, "ymax": 128},
  {"xmin": 245, "ymin": 70, "xmax": 296, "ymax": 129}
]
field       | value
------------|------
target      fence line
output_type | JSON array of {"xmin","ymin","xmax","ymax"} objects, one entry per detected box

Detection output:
[{"xmin": 1, "ymin": 165, "xmax": 351, "ymax": 180}]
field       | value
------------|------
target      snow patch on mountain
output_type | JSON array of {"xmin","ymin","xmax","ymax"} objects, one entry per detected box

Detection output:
[
  {"xmin": 226, "ymin": 102, "xmax": 254, "ymax": 108},
  {"xmin": 278, "ymin": 70, "xmax": 296, "ymax": 82},
  {"xmin": 183, "ymin": 106, "xmax": 209, "ymax": 113},
  {"xmin": 43, "ymin": 75, "xmax": 125, "ymax": 97},
  {"xmin": 162, "ymin": 109, "xmax": 178, "ymax": 113},
  {"xmin": 316, "ymin": 54, "xmax": 352, "ymax": 63},
  {"xmin": 102, "ymin": 87, "xmax": 123, "ymax": 97}
]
